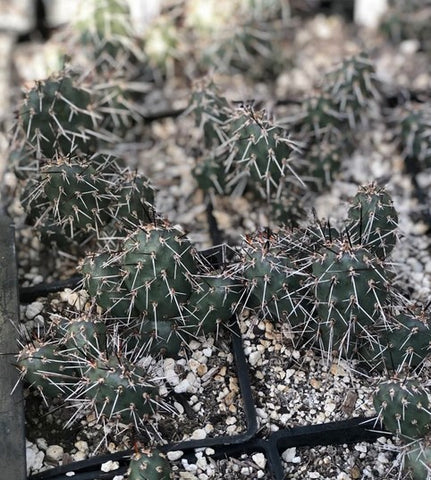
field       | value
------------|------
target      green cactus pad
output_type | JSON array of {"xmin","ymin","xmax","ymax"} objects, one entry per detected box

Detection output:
[
  {"xmin": 19, "ymin": 76, "xmax": 97, "ymax": 158},
  {"xmin": 346, "ymin": 183, "xmax": 398, "ymax": 260},
  {"xmin": 373, "ymin": 378, "xmax": 431, "ymax": 441},
  {"xmin": 313, "ymin": 239, "xmax": 389, "ymax": 355},
  {"xmin": 128, "ymin": 447, "xmax": 171, "ymax": 480}
]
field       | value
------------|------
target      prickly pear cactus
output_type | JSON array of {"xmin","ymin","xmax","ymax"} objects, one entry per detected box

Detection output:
[
  {"xmin": 20, "ymin": 153, "xmax": 155, "ymax": 248},
  {"xmin": 397, "ymin": 102, "xmax": 431, "ymax": 172},
  {"xmin": 312, "ymin": 238, "xmax": 389, "ymax": 357},
  {"xmin": 185, "ymin": 274, "xmax": 243, "ymax": 335},
  {"xmin": 16, "ymin": 341, "xmax": 78, "ymax": 401},
  {"xmin": 323, "ymin": 53, "xmax": 381, "ymax": 128},
  {"xmin": 345, "ymin": 182, "xmax": 398, "ymax": 260},
  {"xmin": 404, "ymin": 439, "xmax": 431, "ymax": 480},
  {"xmin": 363, "ymin": 307, "xmax": 431, "ymax": 374},
  {"xmin": 80, "ymin": 251, "xmax": 137, "ymax": 319},
  {"xmin": 75, "ymin": 0, "xmax": 143, "ymax": 72},
  {"xmin": 128, "ymin": 447, "xmax": 171, "ymax": 480},
  {"xmin": 373, "ymin": 378, "xmax": 431, "ymax": 441},
  {"xmin": 75, "ymin": 354, "xmax": 161, "ymax": 426},
  {"xmin": 120, "ymin": 224, "xmax": 198, "ymax": 319},
  {"xmin": 81, "ymin": 222, "xmax": 241, "ymax": 356},
  {"xmin": 17, "ymin": 75, "xmax": 98, "ymax": 158},
  {"xmin": 56, "ymin": 315, "xmax": 107, "ymax": 358},
  {"xmin": 239, "ymin": 228, "xmax": 310, "ymax": 326}
]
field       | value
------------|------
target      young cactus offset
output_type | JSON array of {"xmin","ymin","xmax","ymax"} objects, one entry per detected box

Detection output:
[
  {"xmin": 404, "ymin": 439, "xmax": 431, "ymax": 480},
  {"xmin": 128, "ymin": 447, "xmax": 171, "ymax": 480},
  {"xmin": 73, "ymin": 354, "xmax": 161, "ymax": 428},
  {"xmin": 345, "ymin": 182, "xmax": 398, "ymax": 260},
  {"xmin": 361, "ymin": 307, "xmax": 431, "ymax": 374},
  {"xmin": 312, "ymin": 238, "xmax": 390, "ymax": 357},
  {"xmin": 323, "ymin": 53, "xmax": 381, "ymax": 129},
  {"xmin": 16, "ymin": 341, "xmax": 79, "ymax": 402}
]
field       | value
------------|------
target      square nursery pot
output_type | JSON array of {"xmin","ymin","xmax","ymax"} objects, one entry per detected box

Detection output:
[{"xmin": 0, "ymin": 214, "xmax": 26, "ymax": 479}]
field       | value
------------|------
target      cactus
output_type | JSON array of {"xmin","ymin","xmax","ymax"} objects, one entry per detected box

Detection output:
[
  {"xmin": 323, "ymin": 53, "xmax": 381, "ymax": 129},
  {"xmin": 120, "ymin": 224, "xmax": 198, "ymax": 320},
  {"xmin": 81, "ymin": 222, "xmax": 242, "ymax": 356},
  {"xmin": 373, "ymin": 378, "xmax": 431, "ymax": 441},
  {"xmin": 345, "ymin": 182, "xmax": 398, "ymax": 260},
  {"xmin": 16, "ymin": 341, "xmax": 79, "ymax": 401},
  {"xmin": 128, "ymin": 447, "xmax": 171, "ymax": 480},
  {"xmin": 360, "ymin": 307, "xmax": 431, "ymax": 374},
  {"xmin": 17, "ymin": 75, "xmax": 99, "ymax": 159},
  {"xmin": 397, "ymin": 102, "xmax": 431, "ymax": 173},
  {"xmin": 239, "ymin": 228, "xmax": 311, "ymax": 326},
  {"xmin": 73, "ymin": 354, "xmax": 161, "ymax": 427},
  {"xmin": 57, "ymin": 315, "xmax": 107, "ymax": 358},
  {"xmin": 312, "ymin": 238, "xmax": 390, "ymax": 357},
  {"xmin": 20, "ymin": 153, "xmax": 155, "ymax": 249},
  {"xmin": 75, "ymin": 0, "xmax": 143, "ymax": 73},
  {"xmin": 185, "ymin": 274, "xmax": 243, "ymax": 336},
  {"xmin": 404, "ymin": 439, "xmax": 431, "ymax": 480}
]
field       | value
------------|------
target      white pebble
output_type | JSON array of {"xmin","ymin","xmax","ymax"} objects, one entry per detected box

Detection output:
[
  {"xmin": 309, "ymin": 473, "xmax": 320, "ymax": 479},
  {"xmin": 26, "ymin": 443, "xmax": 45, "ymax": 474},
  {"xmin": 167, "ymin": 450, "xmax": 184, "ymax": 461},
  {"xmin": 100, "ymin": 460, "xmax": 120, "ymax": 472},
  {"xmin": 190, "ymin": 428, "xmax": 207, "ymax": 440},
  {"xmin": 249, "ymin": 350, "xmax": 262, "ymax": 366},
  {"xmin": 282, "ymin": 447, "xmax": 297, "ymax": 463},
  {"xmin": 25, "ymin": 301, "xmax": 44, "ymax": 320},
  {"xmin": 252, "ymin": 452, "xmax": 267, "ymax": 469},
  {"xmin": 74, "ymin": 440, "xmax": 89, "ymax": 453},
  {"xmin": 45, "ymin": 445, "xmax": 64, "ymax": 463}
]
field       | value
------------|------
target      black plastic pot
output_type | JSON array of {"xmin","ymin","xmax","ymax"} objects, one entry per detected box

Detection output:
[{"xmin": 0, "ymin": 214, "xmax": 26, "ymax": 479}]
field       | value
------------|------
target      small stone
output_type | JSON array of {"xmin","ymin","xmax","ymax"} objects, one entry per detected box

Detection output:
[
  {"xmin": 190, "ymin": 428, "xmax": 207, "ymax": 440},
  {"xmin": 45, "ymin": 445, "xmax": 64, "ymax": 463},
  {"xmin": 252, "ymin": 453, "xmax": 266, "ymax": 469},
  {"xmin": 26, "ymin": 443, "xmax": 45, "ymax": 474},
  {"xmin": 35, "ymin": 437, "xmax": 48, "ymax": 451},
  {"xmin": 74, "ymin": 440, "xmax": 89, "ymax": 453},
  {"xmin": 100, "ymin": 460, "xmax": 120, "ymax": 472},
  {"xmin": 248, "ymin": 350, "xmax": 262, "ymax": 366},
  {"xmin": 282, "ymin": 447, "xmax": 297, "ymax": 463},
  {"xmin": 167, "ymin": 450, "xmax": 184, "ymax": 461},
  {"xmin": 25, "ymin": 301, "xmax": 44, "ymax": 320},
  {"xmin": 309, "ymin": 473, "xmax": 320, "ymax": 479}
]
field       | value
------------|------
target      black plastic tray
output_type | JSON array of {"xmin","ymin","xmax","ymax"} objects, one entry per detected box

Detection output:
[{"xmin": 22, "ymin": 244, "xmax": 390, "ymax": 480}]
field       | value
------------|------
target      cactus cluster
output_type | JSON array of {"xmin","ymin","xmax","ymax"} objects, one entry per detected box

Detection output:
[
  {"xmin": 80, "ymin": 221, "xmax": 242, "ymax": 357},
  {"xmin": 18, "ymin": 152, "xmax": 155, "ymax": 249},
  {"xmin": 189, "ymin": 81, "xmax": 307, "ymax": 223},
  {"xmin": 237, "ymin": 181, "xmax": 429, "ymax": 371},
  {"xmin": 16, "ymin": 311, "xmax": 164, "ymax": 430}
]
